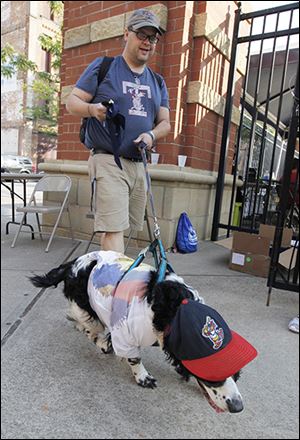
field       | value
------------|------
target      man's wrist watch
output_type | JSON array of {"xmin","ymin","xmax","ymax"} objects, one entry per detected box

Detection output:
[{"xmin": 147, "ymin": 130, "xmax": 156, "ymax": 142}]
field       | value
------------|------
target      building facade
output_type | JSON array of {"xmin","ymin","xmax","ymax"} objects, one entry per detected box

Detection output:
[
  {"xmin": 1, "ymin": 1, "xmax": 61, "ymax": 165},
  {"xmin": 59, "ymin": 1, "xmax": 248, "ymax": 170},
  {"xmin": 41, "ymin": 1, "xmax": 252, "ymax": 245}
]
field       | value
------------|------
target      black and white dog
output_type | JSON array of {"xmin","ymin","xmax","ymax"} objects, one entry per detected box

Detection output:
[{"xmin": 30, "ymin": 250, "xmax": 257, "ymax": 414}]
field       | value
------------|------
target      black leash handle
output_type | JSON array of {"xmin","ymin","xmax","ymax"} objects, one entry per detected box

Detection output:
[
  {"xmin": 139, "ymin": 141, "xmax": 160, "ymax": 239},
  {"xmin": 138, "ymin": 141, "xmax": 175, "ymax": 281}
]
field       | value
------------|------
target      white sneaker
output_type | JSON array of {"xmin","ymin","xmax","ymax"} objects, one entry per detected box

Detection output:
[{"xmin": 288, "ymin": 316, "xmax": 299, "ymax": 333}]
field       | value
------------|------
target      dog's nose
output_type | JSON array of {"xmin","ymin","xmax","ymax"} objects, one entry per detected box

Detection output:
[{"xmin": 226, "ymin": 397, "xmax": 244, "ymax": 413}]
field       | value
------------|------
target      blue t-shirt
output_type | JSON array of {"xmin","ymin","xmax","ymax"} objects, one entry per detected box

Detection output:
[{"xmin": 76, "ymin": 55, "xmax": 169, "ymax": 159}]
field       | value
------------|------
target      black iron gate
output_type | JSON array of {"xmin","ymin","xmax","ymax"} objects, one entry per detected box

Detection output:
[
  {"xmin": 267, "ymin": 66, "xmax": 299, "ymax": 304},
  {"xmin": 211, "ymin": 2, "xmax": 299, "ymax": 295}
]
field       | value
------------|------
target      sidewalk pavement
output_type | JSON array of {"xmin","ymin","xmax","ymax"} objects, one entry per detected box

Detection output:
[{"xmin": 1, "ymin": 200, "xmax": 299, "ymax": 439}]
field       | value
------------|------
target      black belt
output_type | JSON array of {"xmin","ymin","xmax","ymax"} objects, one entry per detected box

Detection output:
[
  {"xmin": 123, "ymin": 157, "xmax": 143, "ymax": 162},
  {"xmin": 91, "ymin": 149, "xmax": 142, "ymax": 162}
]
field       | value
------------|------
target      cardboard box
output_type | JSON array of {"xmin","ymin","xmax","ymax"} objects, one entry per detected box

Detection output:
[
  {"xmin": 216, "ymin": 225, "xmax": 293, "ymax": 278},
  {"xmin": 228, "ymin": 232, "xmax": 270, "ymax": 277},
  {"xmin": 258, "ymin": 224, "xmax": 292, "ymax": 248},
  {"xmin": 279, "ymin": 247, "xmax": 298, "ymax": 270}
]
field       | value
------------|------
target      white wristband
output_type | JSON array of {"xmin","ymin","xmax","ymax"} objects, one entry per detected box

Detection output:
[{"xmin": 148, "ymin": 130, "xmax": 156, "ymax": 142}]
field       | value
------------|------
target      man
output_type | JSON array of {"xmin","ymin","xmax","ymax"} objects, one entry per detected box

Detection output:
[{"xmin": 66, "ymin": 9, "xmax": 171, "ymax": 252}]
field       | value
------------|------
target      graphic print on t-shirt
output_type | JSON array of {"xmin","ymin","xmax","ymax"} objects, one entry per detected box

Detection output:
[{"xmin": 122, "ymin": 81, "xmax": 151, "ymax": 117}]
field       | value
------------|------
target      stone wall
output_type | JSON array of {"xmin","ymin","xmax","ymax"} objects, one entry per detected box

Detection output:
[
  {"xmin": 39, "ymin": 160, "xmax": 235, "ymax": 248},
  {"xmin": 47, "ymin": 1, "xmax": 249, "ymax": 244}
]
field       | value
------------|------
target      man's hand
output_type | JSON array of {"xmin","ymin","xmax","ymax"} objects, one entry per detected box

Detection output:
[
  {"xmin": 88, "ymin": 103, "xmax": 108, "ymax": 122},
  {"xmin": 133, "ymin": 132, "xmax": 154, "ymax": 151}
]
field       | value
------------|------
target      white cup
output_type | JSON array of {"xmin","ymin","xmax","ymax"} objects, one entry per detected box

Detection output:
[
  {"xmin": 178, "ymin": 155, "xmax": 187, "ymax": 167},
  {"xmin": 151, "ymin": 153, "xmax": 160, "ymax": 165}
]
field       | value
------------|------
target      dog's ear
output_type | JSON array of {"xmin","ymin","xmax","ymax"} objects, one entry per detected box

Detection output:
[
  {"xmin": 150, "ymin": 280, "xmax": 193, "ymax": 332},
  {"xmin": 145, "ymin": 270, "xmax": 159, "ymax": 305},
  {"xmin": 164, "ymin": 351, "xmax": 191, "ymax": 381}
]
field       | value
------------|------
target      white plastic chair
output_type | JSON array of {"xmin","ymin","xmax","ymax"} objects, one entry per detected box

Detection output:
[{"xmin": 11, "ymin": 175, "xmax": 74, "ymax": 252}]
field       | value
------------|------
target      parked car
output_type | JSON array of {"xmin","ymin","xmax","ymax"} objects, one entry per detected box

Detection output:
[{"xmin": 1, "ymin": 155, "xmax": 34, "ymax": 174}]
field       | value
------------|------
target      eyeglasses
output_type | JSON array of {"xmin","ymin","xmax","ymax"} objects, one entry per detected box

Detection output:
[{"xmin": 130, "ymin": 29, "xmax": 159, "ymax": 45}]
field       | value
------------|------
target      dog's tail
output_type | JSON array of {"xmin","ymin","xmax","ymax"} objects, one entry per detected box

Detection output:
[{"xmin": 29, "ymin": 259, "xmax": 76, "ymax": 289}]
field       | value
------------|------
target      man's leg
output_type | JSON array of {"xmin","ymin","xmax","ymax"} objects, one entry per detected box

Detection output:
[
  {"xmin": 89, "ymin": 155, "xmax": 129, "ymax": 253},
  {"xmin": 101, "ymin": 231, "xmax": 124, "ymax": 253}
]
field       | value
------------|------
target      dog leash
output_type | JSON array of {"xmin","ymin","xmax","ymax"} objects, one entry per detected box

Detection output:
[{"xmin": 122, "ymin": 142, "xmax": 174, "ymax": 283}]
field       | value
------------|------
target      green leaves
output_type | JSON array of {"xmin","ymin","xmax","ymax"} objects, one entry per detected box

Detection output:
[
  {"xmin": 1, "ymin": 1, "xmax": 63, "ymax": 134},
  {"xmin": 48, "ymin": 1, "xmax": 63, "ymax": 16},
  {"xmin": 38, "ymin": 34, "xmax": 62, "ymax": 70},
  {"xmin": 1, "ymin": 43, "xmax": 37, "ymax": 78}
]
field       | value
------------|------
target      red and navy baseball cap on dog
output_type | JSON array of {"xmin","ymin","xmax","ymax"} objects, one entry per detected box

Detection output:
[{"xmin": 164, "ymin": 299, "xmax": 257, "ymax": 381}]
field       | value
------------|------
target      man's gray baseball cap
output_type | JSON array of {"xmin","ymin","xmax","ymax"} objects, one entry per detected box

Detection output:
[{"xmin": 127, "ymin": 9, "xmax": 163, "ymax": 35}]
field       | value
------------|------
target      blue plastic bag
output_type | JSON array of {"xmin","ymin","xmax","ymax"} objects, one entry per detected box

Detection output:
[{"xmin": 175, "ymin": 212, "xmax": 198, "ymax": 253}]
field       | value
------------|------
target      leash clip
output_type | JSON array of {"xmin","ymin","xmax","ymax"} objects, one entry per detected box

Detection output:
[
  {"xmin": 138, "ymin": 245, "xmax": 150, "ymax": 258},
  {"xmin": 154, "ymin": 223, "xmax": 160, "ymax": 238}
]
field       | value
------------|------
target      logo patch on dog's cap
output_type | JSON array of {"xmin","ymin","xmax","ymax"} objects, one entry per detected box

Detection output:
[
  {"xmin": 164, "ymin": 300, "xmax": 257, "ymax": 381},
  {"xmin": 202, "ymin": 316, "xmax": 224, "ymax": 350}
]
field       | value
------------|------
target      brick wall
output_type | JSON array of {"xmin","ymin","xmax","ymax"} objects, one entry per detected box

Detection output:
[{"xmin": 59, "ymin": 1, "xmax": 243, "ymax": 171}]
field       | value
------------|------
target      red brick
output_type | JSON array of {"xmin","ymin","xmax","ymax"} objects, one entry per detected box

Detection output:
[{"xmin": 59, "ymin": 1, "xmax": 246, "ymax": 172}]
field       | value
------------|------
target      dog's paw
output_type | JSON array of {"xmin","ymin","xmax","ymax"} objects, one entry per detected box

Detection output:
[
  {"xmin": 137, "ymin": 374, "xmax": 157, "ymax": 389},
  {"xmin": 95, "ymin": 333, "xmax": 113, "ymax": 354},
  {"xmin": 127, "ymin": 358, "xmax": 157, "ymax": 389}
]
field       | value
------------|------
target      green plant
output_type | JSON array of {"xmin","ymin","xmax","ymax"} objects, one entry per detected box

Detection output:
[{"xmin": 1, "ymin": 1, "xmax": 63, "ymax": 135}]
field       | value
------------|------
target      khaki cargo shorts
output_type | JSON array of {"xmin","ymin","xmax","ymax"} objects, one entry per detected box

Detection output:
[{"xmin": 88, "ymin": 153, "xmax": 147, "ymax": 232}]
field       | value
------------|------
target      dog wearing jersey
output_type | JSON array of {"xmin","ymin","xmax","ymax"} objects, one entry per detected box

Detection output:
[{"xmin": 30, "ymin": 250, "xmax": 257, "ymax": 414}]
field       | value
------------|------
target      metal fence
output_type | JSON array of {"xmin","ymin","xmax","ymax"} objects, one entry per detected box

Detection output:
[
  {"xmin": 267, "ymin": 65, "xmax": 299, "ymax": 304},
  {"xmin": 211, "ymin": 2, "xmax": 299, "ymax": 296}
]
